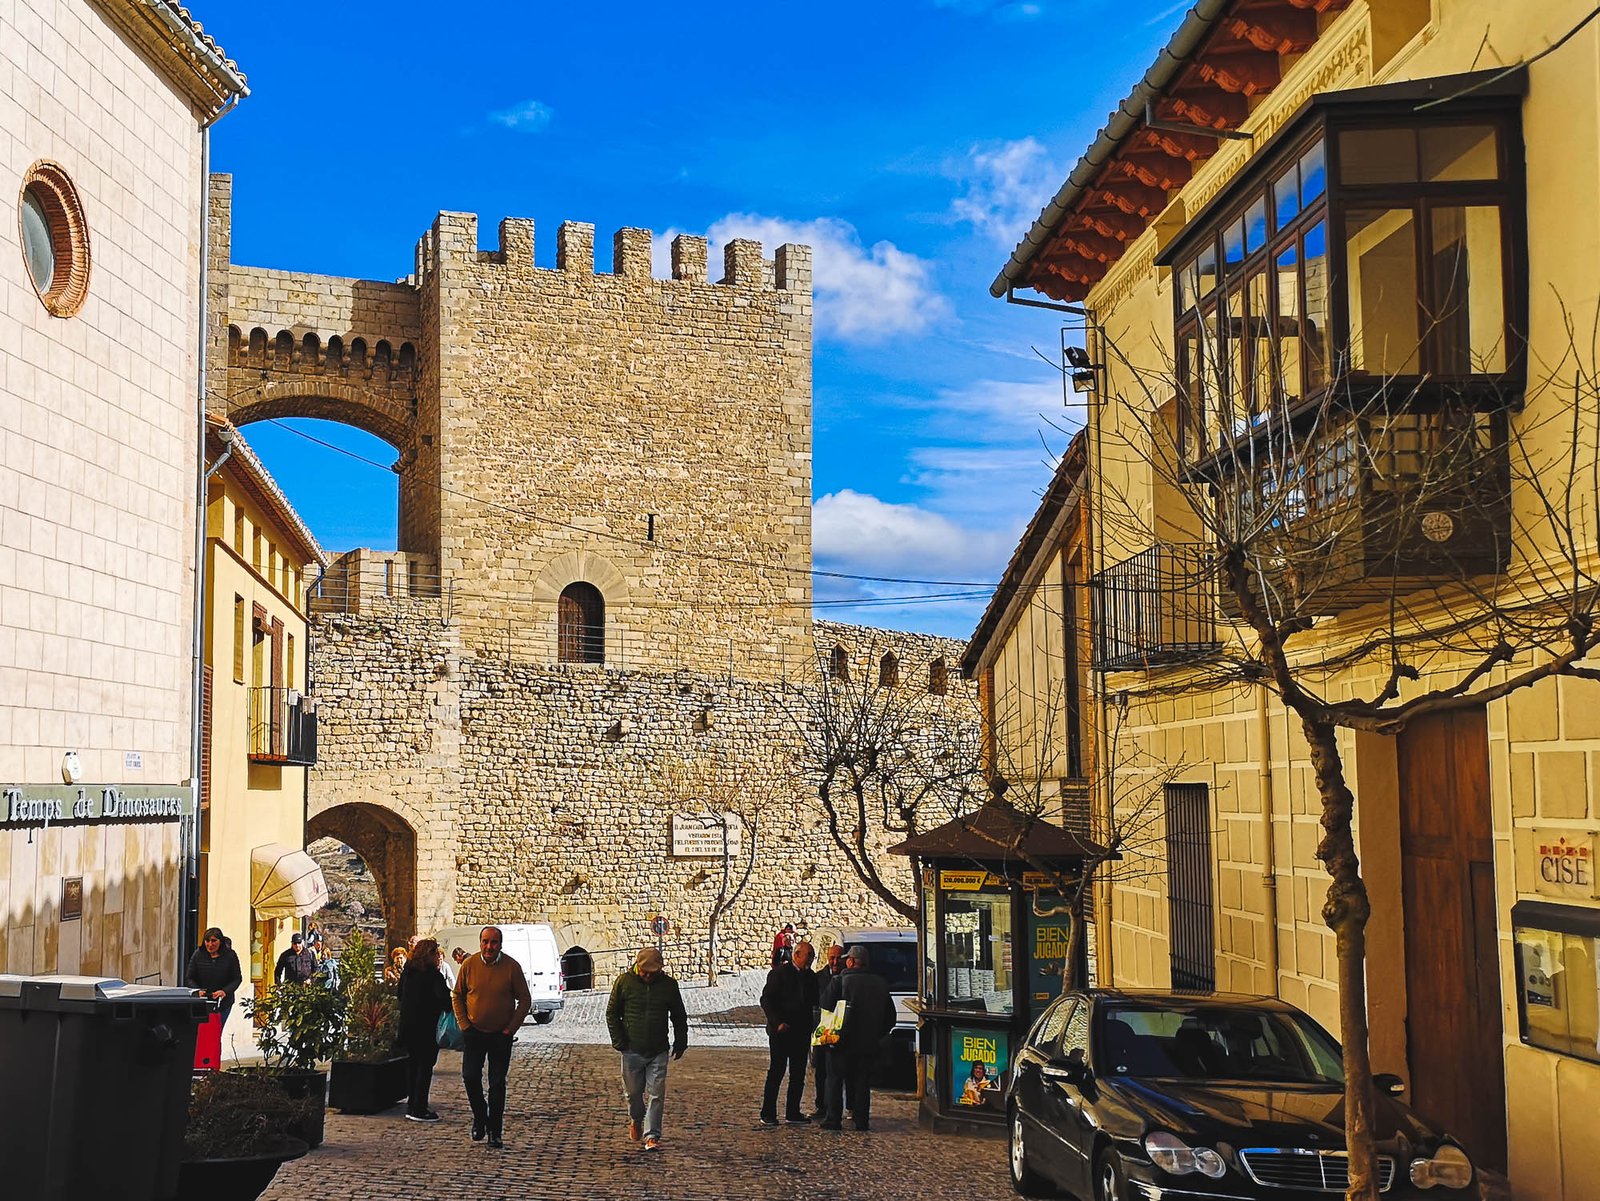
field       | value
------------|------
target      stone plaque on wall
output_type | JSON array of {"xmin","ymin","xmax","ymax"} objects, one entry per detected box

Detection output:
[{"xmin": 670, "ymin": 813, "xmax": 742, "ymax": 858}]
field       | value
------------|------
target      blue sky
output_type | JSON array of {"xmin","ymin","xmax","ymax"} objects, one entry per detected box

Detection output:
[{"xmin": 203, "ymin": 0, "xmax": 1183, "ymax": 638}]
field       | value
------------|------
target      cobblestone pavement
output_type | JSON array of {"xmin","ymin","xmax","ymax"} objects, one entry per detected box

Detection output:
[{"xmin": 261, "ymin": 1041, "xmax": 1014, "ymax": 1201}]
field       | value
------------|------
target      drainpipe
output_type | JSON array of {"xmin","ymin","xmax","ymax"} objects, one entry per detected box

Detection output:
[
  {"xmin": 179, "ymin": 98, "xmax": 240, "ymax": 983},
  {"xmin": 1255, "ymin": 682, "xmax": 1280, "ymax": 995}
]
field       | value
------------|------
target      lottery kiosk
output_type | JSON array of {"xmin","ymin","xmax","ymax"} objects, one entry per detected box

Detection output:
[{"xmin": 889, "ymin": 793, "xmax": 1107, "ymax": 1131}]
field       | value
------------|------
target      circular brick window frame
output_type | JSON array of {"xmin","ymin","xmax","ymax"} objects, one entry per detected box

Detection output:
[{"xmin": 18, "ymin": 161, "xmax": 91, "ymax": 317}]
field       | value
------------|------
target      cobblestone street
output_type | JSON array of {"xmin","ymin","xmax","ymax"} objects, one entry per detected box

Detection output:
[
  {"xmin": 260, "ymin": 977, "xmax": 1014, "ymax": 1201},
  {"xmin": 261, "ymin": 1042, "xmax": 1013, "ymax": 1201}
]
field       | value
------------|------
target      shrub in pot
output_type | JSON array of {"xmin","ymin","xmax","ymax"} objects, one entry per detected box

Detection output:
[
  {"xmin": 239, "ymin": 978, "xmax": 346, "ymax": 1148},
  {"xmin": 328, "ymin": 930, "xmax": 409, "ymax": 1114},
  {"xmin": 179, "ymin": 1069, "xmax": 310, "ymax": 1201}
]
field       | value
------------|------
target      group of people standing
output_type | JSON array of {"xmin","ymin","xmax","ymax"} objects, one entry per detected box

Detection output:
[{"xmin": 760, "ymin": 940, "xmax": 897, "ymax": 1132}]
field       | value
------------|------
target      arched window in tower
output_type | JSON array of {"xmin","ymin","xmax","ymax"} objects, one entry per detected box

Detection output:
[
  {"xmin": 558, "ymin": 582, "xmax": 605, "ymax": 665},
  {"xmin": 879, "ymin": 651, "xmax": 899, "ymax": 688},
  {"xmin": 829, "ymin": 645, "xmax": 850, "ymax": 682},
  {"xmin": 928, "ymin": 656, "xmax": 948, "ymax": 696}
]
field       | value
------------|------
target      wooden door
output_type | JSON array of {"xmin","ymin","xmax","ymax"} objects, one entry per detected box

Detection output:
[{"xmin": 1396, "ymin": 708, "xmax": 1506, "ymax": 1170}]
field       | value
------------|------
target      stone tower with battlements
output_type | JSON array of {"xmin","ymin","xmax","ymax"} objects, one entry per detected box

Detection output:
[{"xmin": 208, "ymin": 180, "xmax": 814, "ymax": 681}]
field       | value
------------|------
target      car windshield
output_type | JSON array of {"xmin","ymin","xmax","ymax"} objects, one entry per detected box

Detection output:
[
  {"xmin": 856, "ymin": 942, "xmax": 918, "ymax": 992},
  {"xmin": 1099, "ymin": 1001, "xmax": 1344, "ymax": 1085}
]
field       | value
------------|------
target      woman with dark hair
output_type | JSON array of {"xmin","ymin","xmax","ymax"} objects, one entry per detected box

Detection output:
[
  {"xmin": 185, "ymin": 927, "xmax": 243, "ymax": 1027},
  {"xmin": 398, "ymin": 937, "xmax": 452, "ymax": 1123}
]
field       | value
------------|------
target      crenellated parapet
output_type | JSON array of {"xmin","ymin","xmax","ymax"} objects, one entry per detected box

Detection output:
[{"xmin": 413, "ymin": 211, "xmax": 813, "ymax": 296}]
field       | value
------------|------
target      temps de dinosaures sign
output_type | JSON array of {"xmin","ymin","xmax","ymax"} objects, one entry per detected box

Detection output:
[{"xmin": 2, "ymin": 783, "xmax": 195, "ymax": 827}]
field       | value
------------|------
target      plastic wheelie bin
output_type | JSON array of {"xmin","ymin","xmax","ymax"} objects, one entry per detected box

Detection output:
[{"xmin": 0, "ymin": 974, "xmax": 211, "ymax": 1201}]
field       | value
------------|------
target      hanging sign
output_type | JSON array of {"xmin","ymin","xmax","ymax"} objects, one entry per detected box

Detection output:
[{"xmin": 940, "ymin": 870, "xmax": 1003, "ymax": 891}]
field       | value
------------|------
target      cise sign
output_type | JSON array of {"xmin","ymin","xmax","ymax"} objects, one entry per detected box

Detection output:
[
  {"xmin": 1532, "ymin": 828, "xmax": 1598, "ymax": 899},
  {"xmin": 2, "ymin": 783, "xmax": 195, "ymax": 827},
  {"xmin": 669, "ymin": 813, "xmax": 743, "ymax": 858}
]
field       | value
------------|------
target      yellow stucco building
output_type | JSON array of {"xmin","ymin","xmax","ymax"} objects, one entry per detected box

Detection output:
[
  {"xmin": 986, "ymin": 2, "xmax": 1600, "ymax": 1196},
  {"xmin": 199, "ymin": 415, "xmax": 327, "ymax": 1052}
]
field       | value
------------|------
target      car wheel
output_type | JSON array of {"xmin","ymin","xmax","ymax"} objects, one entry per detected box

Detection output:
[
  {"xmin": 1008, "ymin": 1104, "xmax": 1054, "ymax": 1196},
  {"xmin": 533, "ymin": 1011, "xmax": 554, "ymax": 1025},
  {"xmin": 1094, "ymin": 1150, "xmax": 1126, "ymax": 1201}
]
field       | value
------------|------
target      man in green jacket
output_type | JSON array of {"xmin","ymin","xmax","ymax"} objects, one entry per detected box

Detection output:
[{"xmin": 606, "ymin": 946, "xmax": 688, "ymax": 1152}]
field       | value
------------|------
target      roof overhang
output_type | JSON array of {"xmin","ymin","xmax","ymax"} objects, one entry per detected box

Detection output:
[
  {"xmin": 90, "ymin": 0, "xmax": 248, "ymax": 120},
  {"xmin": 207, "ymin": 415, "xmax": 329, "ymax": 569},
  {"xmin": 991, "ymin": 0, "xmax": 1355, "ymax": 304}
]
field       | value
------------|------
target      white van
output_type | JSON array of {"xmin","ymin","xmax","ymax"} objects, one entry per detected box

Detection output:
[
  {"xmin": 836, "ymin": 926, "xmax": 919, "ymax": 1088},
  {"xmin": 435, "ymin": 923, "xmax": 564, "ymax": 1023}
]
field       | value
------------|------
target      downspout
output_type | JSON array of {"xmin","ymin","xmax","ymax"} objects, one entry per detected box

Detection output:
[
  {"xmin": 1255, "ymin": 682, "xmax": 1280, "ymax": 995},
  {"xmin": 1085, "ymin": 315, "xmax": 1114, "ymax": 987},
  {"xmin": 180, "ymin": 94, "xmax": 241, "ymax": 982}
]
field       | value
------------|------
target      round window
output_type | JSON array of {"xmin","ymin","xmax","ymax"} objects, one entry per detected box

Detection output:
[{"xmin": 18, "ymin": 163, "xmax": 89, "ymax": 317}]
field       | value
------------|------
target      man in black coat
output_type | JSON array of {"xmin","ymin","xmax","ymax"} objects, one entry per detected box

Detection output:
[
  {"xmin": 759, "ymin": 939, "xmax": 818, "ymax": 1125},
  {"xmin": 818, "ymin": 944, "xmax": 897, "ymax": 1132},
  {"xmin": 273, "ymin": 933, "xmax": 317, "ymax": 984}
]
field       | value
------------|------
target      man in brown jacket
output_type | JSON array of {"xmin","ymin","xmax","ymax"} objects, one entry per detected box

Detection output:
[{"xmin": 452, "ymin": 926, "xmax": 532, "ymax": 1148}]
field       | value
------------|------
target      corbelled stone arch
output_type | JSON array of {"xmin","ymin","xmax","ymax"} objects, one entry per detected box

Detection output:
[
  {"xmin": 307, "ymin": 801, "xmax": 418, "ymax": 954},
  {"xmin": 225, "ymin": 379, "xmax": 414, "ymax": 451}
]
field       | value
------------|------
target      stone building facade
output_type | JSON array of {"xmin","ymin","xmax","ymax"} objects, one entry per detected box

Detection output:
[
  {"xmin": 0, "ymin": 0, "xmax": 243, "ymax": 984},
  {"xmin": 205, "ymin": 189, "xmax": 972, "ymax": 973}
]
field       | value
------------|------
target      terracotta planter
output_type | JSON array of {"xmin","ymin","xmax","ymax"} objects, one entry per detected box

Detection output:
[
  {"xmin": 175, "ymin": 1137, "xmax": 308, "ymax": 1201},
  {"xmin": 328, "ymin": 1054, "xmax": 410, "ymax": 1114}
]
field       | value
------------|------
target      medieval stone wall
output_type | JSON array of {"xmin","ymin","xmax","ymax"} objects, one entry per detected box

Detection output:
[
  {"xmin": 418, "ymin": 214, "xmax": 815, "ymax": 681},
  {"xmin": 308, "ymin": 605, "xmax": 975, "ymax": 974}
]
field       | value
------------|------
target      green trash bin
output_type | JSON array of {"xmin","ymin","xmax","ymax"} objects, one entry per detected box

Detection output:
[{"xmin": 0, "ymin": 973, "xmax": 211, "ymax": 1201}]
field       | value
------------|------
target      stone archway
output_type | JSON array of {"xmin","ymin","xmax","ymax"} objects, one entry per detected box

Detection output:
[{"xmin": 308, "ymin": 802, "xmax": 418, "ymax": 953}]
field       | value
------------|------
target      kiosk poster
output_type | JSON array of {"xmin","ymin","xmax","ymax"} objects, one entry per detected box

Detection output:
[
  {"xmin": 951, "ymin": 1026, "xmax": 1008, "ymax": 1111},
  {"xmin": 1029, "ymin": 901, "xmax": 1072, "ymax": 1020}
]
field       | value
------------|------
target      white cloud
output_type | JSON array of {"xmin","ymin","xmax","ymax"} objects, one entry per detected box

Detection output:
[
  {"xmin": 814, "ymin": 490, "xmax": 1010, "ymax": 582},
  {"xmin": 948, "ymin": 137, "xmax": 1061, "ymax": 245},
  {"xmin": 488, "ymin": 100, "xmax": 553, "ymax": 132},
  {"xmin": 932, "ymin": 0, "xmax": 1043, "ymax": 17},
  {"xmin": 652, "ymin": 214, "xmax": 947, "ymax": 343}
]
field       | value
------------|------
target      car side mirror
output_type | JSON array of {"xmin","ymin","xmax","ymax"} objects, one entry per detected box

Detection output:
[
  {"xmin": 1044, "ymin": 1049, "xmax": 1092, "ymax": 1089},
  {"xmin": 1373, "ymin": 1072, "xmax": 1406, "ymax": 1097}
]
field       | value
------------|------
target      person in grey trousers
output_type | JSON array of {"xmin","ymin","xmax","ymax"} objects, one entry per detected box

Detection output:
[{"xmin": 606, "ymin": 946, "xmax": 688, "ymax": 1152}]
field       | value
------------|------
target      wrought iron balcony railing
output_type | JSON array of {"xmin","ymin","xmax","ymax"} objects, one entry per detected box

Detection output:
[
  {"xmin": 1092, "ymin": 543, "xmax": 1224, "ymax": 672},
  {"xmin": 247, "ymin": 686, "xmax": 318, "ymax": 766}
]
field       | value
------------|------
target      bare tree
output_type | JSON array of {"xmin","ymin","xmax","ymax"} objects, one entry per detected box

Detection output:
[
  {"xmin": 1088, "ymin": 301, "xmax": 1600, "ymax": 1198},
  {"xmin": 779, "ymin": 634, "xmax": 984, "ymax": 921},
  {"xmin": 654, "ymin": 748, "xmax": 774, "ymax": 984}
]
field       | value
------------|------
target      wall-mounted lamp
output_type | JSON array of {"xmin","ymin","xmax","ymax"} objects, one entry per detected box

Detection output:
[{"xmin": 1064, "ymin": 345, "xmax": 1100, "ymax": 394}]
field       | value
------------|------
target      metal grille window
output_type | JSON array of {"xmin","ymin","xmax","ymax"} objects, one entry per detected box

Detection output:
[
  {"xmin": 557, "ymin": 582, "xmax": 605, "ymax": 665},
  {"xmin": 1165, "ymin": 784, "xmax": 1216, "ymax": 991}
]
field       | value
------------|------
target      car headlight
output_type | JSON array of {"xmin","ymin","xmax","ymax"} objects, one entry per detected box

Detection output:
[
  {"xmin": 1409, "ymin": 1145, "xmax": 1473, "ymax": 1189},
  {"xmin": 1143, "ymin": 1131, "xmax": 1227, "ymax": 1179}
]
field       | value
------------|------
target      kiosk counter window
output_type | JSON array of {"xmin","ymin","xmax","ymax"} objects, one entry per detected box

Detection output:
[
  {"xmin": 943, "ymin": 888, "xmax": 1014, "ymax": 1014},
  {"xmin": 1512, "ymin": 900, "xmax": 1600, "ymax": 1065}
]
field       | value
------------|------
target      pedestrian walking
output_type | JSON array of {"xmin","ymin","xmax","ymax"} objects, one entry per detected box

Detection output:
[
  {"xmin": 185, "ymin": 927, "xmax": 243, "ymax": 1028},
  {"xmin": 273, "ymin": 932, "xmax": 317, "ymax": 985},
  {"xmin": 451, "ymin": 926, "xmax": 532, "ymax": 1148},
  {"xmin": 818, "ymin": 944, "xmax": 896, "ymax": 1132},
  {"xmin": 811, "ymin": 942, "xmax": 847, "ymax": 1117},
  {"xmin": 398, "ymin": 938, "xmax": 453, "ymax": 1123},
  {"xmin": 770, "ymin": 922, "xmax": 795, "ymax": 968},
  {"xmin": 606, "ymin": 946, "xmax": 688, "ymax": 1152},
  {"xmin": 759, "ymin": 939, "xmax": 817, "ymax": 1126}
]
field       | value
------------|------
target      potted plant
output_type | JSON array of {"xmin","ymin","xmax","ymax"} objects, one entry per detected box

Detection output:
[
  {"xmin": 328, "ymin": 930, "xmax": 410, "ymax": 1114},
  {"xmin": 179, "ymin": 1069, "xmax": 310, "ymax": 1201},
  {"xmin": 239, "ymin": 976, "xmax": 346, "ymax": 1148}
]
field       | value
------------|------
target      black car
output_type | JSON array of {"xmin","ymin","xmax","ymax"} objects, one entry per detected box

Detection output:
[{"xmin": 1006, "ymin": 990, "xmax": 1476, "ymax": 1200}]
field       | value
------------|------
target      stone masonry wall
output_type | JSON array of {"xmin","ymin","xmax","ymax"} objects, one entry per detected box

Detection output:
[
  {"xmin": 420, "ymin": 214, "xmax": 814, "ymax": 682},
  {"xmin": 309, "ymin": 609, "xmax": 975, "ymax": 975}
]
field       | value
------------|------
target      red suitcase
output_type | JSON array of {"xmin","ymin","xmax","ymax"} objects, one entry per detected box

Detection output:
[{"xmin": 193, "ymin": 1009, "xmax": 222, "ymax": 1071}]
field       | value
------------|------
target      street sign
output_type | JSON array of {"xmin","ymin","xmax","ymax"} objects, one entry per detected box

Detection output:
[{"xmin": 650, "ymin": 914, "xmax": 668, "ymax": 937}]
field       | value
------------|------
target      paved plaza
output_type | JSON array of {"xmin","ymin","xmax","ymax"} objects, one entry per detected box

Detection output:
[{"xmin": 260, "ymin": 973, "xmax": 1018, "ymax": 1201}]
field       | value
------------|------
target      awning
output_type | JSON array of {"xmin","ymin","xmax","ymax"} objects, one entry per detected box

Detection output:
[{"xmin": 250, "ymin": 843, "xmax": 329, "ymax": 919}]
